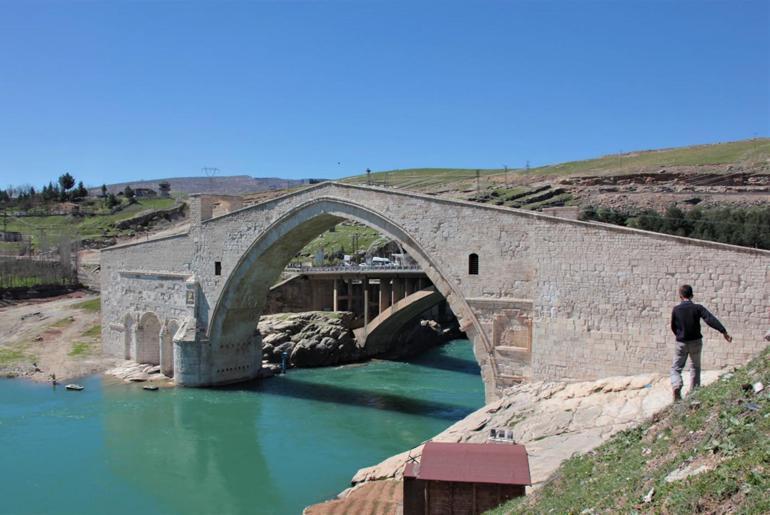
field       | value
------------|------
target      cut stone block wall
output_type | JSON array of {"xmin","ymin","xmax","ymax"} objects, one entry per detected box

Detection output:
[{"xmin": 101, "ymin": 183, "xmax": 770, "ymax": 400}]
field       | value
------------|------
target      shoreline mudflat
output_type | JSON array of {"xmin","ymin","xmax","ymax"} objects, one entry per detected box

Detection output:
[{"xmin": 0, "ymin": 292, "xmax": 117, "ymax": 382}]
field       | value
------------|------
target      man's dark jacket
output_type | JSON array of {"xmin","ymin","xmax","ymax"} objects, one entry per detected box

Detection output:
[{"xmin": 671, "ymin": 299, "xmax": 727, "ymax": 342}]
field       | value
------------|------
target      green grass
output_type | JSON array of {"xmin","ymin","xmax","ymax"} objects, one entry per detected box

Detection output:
[
  {"xmin": 0, "ymin": 276, "xmax": 68, "ymax": 289},
  {"xmin": 342, "ymin": 138, "xmax": 770, "ymax": 193},
  {"xmin": 296, "ymin": 222, "xmax": 385, "ymax": 263},
  {"xmin": 530, "ymin": 137, "xmax": 770, "ymax": 177},
  {"xmin": 344, "ymin": 168, "xmax": 506, "ymax": 190},
  {"xmin": 73, "ymin": 297, "xmax": 101, "ymax": 312},
  {"xmin": 0, "ymin": 347, "xmax": 30, "ymax": 365},
  {"xmin": 488, "ymin": 346, "xmax": 770, "ymax": 514},
  {"xmin": 517, "ymin": 192, "xmax": 574, "ymax": 210},
  {"xmin": 81, "ymin": 324, "xmax": 101, "ymax": 338},
  {"xmin": 4, "ymin": 198, "xmax": 177, "ymax": 246},
  {"xmin": 50, "ymin": 317, "xmax": 74, "ymax": 329},
  {"xmin": 0, "ymin": 241, "xmax": 27, "ymax": 253},
  {"xmin": 68, "ymin": 341, "xmax": 92, "ymax": 357}
]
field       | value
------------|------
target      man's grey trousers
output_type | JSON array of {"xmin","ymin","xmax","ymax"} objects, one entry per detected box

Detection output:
[{"xmin": 670, "ymin": 339, "xmax": 703, "ymax": 390}]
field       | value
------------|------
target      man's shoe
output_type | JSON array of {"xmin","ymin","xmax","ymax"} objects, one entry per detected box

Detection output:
[{"xmin": 673, "ymin": 387, "xmax": 682, "ymax": 402}]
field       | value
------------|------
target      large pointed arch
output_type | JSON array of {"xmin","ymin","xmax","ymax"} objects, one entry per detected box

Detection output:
[{"xmin": 207, "ymin": 197, "xmax": 497, "ymax": 385}]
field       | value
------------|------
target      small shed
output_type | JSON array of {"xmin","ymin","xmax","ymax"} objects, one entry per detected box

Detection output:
[{"xmin": 403, "ymin": 442, "xmax": 530, "ymax": 514}]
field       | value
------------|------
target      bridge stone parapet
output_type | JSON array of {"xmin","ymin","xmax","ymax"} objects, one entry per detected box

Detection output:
[{"xmin": 101, "ymin": 182, "xmax": 770, "ymax": 400}]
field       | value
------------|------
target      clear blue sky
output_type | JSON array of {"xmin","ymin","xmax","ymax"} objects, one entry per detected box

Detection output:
[{"xmin": 0, "ymin": 0, "xmax": 768, "ymax": 188}]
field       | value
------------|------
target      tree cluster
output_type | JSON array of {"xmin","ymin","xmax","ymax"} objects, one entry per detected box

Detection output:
[
  {"xmin": 1, "ymin": 172, "xmax": 90, "ymax": 209},
  {"xmin": 580, "ymin": 205, "xmax": 770, "ymax": 250}
]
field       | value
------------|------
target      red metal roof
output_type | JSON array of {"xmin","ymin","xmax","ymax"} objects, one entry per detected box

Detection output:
[{"xmin": 405, "ymin": 442, "xmax": 531, "ymax": 486}]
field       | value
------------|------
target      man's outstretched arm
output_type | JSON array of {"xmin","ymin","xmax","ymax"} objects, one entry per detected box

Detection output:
[{"xmin": 700, "ymin": 305, "xmax": 732, "ymax": 342}]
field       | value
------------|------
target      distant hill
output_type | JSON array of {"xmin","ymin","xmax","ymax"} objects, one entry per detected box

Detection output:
[
  {"xmin": 343, "ymin": 138, "xmax": 770, "ymax": 192},
  {"xmin": 91, "ymin": 175, "xmax": 311, "ymax": 196},
  {"xmin": 341, "ymin": 138, "xmax": 770, "ymax": 213}
]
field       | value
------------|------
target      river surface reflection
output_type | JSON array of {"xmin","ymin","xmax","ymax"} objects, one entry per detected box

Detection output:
[{"xmin": 0, "ymin": 340, "xmax": 483, "ymax": 514}]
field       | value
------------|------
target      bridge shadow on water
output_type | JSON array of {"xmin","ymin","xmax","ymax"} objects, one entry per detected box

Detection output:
[
  {"xmin": 220, "ymin": 378, "xmax": 476, "ymax": 421},
  {"xmin": 395, "ymin": 352, "xmax": 482, "ymax": 376}
]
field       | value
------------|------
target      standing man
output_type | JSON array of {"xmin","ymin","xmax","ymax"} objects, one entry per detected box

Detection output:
[{"xmin": 670, "ymin": 284, "xmax": 732, "ymax": 401}]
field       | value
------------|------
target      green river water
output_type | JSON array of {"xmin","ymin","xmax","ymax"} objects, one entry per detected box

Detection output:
[{"xmin": 0, "ymin": 340, "xmax": 483, "ymax": 515}]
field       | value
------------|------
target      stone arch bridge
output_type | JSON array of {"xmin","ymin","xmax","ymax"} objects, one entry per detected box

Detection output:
[{"xmin": 101, "ymin": 182, "xmax": 769, "ymax": 400}]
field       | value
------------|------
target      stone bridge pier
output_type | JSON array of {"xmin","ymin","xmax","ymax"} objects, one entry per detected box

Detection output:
[{"xmin": 100, "ymin": 183, "xmax": 770, "ymax": 401}]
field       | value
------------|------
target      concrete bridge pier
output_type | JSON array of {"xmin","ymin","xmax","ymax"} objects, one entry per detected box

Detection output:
[
  {"xmin": 393, "ymin": 279, "xmax": 405, "ymax": 304},
  {"xmin": 379, "ymin": 280, "xmax": 392, "ymax": 312}
]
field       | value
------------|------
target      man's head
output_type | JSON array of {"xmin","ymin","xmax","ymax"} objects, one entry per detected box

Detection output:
[{"xmin": 679, "ymin": 284, "xmax": 694, "ymax": 300}]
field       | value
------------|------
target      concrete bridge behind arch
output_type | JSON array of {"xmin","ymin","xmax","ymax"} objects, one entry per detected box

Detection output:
[{"xmin": 100, "ymin": 182, "xmax": 769, "ymax": 400}]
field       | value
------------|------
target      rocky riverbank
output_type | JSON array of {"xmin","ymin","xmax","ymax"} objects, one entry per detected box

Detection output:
[
  {"xmin": 104, "ymin": 362, "xmax": 174, "ymax": 384},
  {"xmin": 304, "ymin": 369, "xmax": 724, "ymax": 514},
  {"xmin": 259, "ymin": 311, "xmax": 458, "ymax": 369}
]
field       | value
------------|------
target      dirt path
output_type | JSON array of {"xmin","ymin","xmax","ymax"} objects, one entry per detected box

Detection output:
[{"xmin": 0, "ymin": 292, "xmax": 118, "ymax": 381}]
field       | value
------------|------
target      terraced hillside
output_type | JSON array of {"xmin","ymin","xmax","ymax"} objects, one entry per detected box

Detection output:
[{"xmin": 343, "ymin": 138, "xmax": 770, "ymax": 212}]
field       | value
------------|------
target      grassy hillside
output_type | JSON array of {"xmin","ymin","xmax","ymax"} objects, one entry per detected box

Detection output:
[
  {"xmin": 489, "ymin": 346, "xmax": 770, "ymax": 514},
  {"xmin": 4, "ymin": 198, "xmax": 178, "ymax": 246},
  {"xmin": 294, "ymin": 222, "xmax": 386, "ymax": 264},
  {"xmin": 343, "ymin": 138, "xmax": 770, "ymax": 193},
  {"xmin": 344, "ymin": 168, "xmax": 506, "ymax": 192},
  {"xmin": 528, "ymin": 137, "xmax": 770, "ymax": 177}
]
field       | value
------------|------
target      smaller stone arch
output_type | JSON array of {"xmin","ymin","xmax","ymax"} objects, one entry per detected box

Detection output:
[
  {"xmin": 136, "ymin": 312, "xmax": 161, "ymax": 365},
  {"xmin": 123, "ymin": 314, "xmax": 135, "ymax": 360},
  {"xmin": 160, "ymin": 319, "xmax": 179, "ymax": 377}
]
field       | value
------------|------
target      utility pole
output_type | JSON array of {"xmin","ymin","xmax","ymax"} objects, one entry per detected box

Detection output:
[
  {"xmin": 525, "ymin": 160, "xmax": 530, "ymax": 172},
  {"xmin": 475, "ymin": 169, "xmax": 480, "ymax": 200},
  {"xmin": 352, "ymin": 233, "xmax": 360, "ymax": 262},
  {"xmin": 503, "ymin": 165, "xmax": 508, "ymax": 188},
  {"xmin": 202, "ymin": 167, "xmax": 219, "ymax": 192}
]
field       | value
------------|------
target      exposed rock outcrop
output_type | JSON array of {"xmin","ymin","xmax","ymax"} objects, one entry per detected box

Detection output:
[
  {"xmin": 350, "ymin": 370, "xmax": 723, "ymax": 487},
  {"xmin": 259, "ymin": 312, "xmax": 362, "ymax": 368},
  {"xmin": 105, "ymin": 361, "xmax": 173, "ymax": 384},
  {"xmin": 258, "ymin": 311, "xmax": 459, "ymax": 369}
]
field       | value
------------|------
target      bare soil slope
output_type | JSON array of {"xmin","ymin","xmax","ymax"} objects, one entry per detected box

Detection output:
[{"xmin": 0, "ymin": 293, "xmax": 117, "ymax": 381}]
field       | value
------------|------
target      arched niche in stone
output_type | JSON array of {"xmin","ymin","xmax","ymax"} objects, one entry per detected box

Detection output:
[
  {"xmin": 123, "ymin": 313, "xmax": 135, "ymax": 360},
  {"xmin": 136, "ymin": 312, "xmax": 161, "ymax": 366},
  {"xmin": 160, "ymin": 319, "xmax": 178, "ymax": 377}
]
